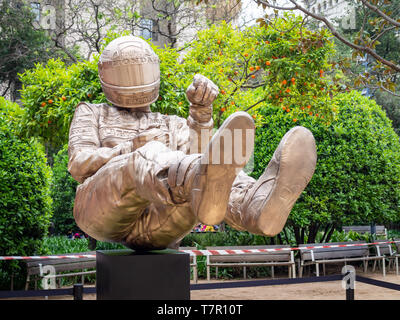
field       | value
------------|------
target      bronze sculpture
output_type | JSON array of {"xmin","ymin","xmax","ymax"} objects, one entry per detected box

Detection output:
[{"xmin": 68, "ymin": 36, "xmax": 317, "ymax": 250}]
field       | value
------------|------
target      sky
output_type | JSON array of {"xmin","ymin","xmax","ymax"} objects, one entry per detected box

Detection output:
[{"xmin": 237, "ymin": 0, "xmax": 295, "ymax": 27}]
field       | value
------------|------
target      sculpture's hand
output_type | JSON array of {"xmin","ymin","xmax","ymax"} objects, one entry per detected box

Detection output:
[
  {"xmin": 186, "ymin": 74, "xmax": 219, "ymax": 123},
  {"xmin": 132, "ymin": 128, "xmax": 169, "ymax": 150}
]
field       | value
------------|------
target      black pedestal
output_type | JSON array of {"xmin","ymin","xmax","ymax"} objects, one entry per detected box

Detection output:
[{"xmin": 96, "ymin": 249, "xmax": 190, "ymax": 300}]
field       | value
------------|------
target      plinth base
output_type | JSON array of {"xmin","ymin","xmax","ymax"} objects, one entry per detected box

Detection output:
[{"xmin": 96, "ymin": 249, "xmax": 190, "ymax": 300}]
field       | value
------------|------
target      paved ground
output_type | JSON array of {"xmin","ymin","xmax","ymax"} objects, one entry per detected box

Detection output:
[{"xmin": 2, "ymin": 268, "xmax": 399, "ymax": 300}]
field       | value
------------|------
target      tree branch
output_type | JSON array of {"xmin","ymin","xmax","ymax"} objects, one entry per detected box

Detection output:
[
  {"xmin": 252, "ymin": 0, "xmax": 400, "ymax": 73},
  {"xmin": 359, "ymin": 0, "xmax": 400, "ymax": 27}
]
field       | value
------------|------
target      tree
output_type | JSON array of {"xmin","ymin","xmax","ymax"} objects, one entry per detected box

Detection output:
[
  {"xmin": 197, "ymin": 0, "xmax": 400, "ymax": 96},
  {"xmin": 252, "ymin": 91, "xmax": 400, "ymax": 244},
  {"xmin": 336, "ymin": 0, "xmax": 400, "ymax": 97},
  {"xmin": 183, "ymin": 16, "xmax": 341, "ymax": 126},
  {"xmin": 50, "ymin": 0, "xmax": 243, "ymax": 63},
  {"xmin": 0, "ymin": 0, "xmax": 55, "ymax": 99}
]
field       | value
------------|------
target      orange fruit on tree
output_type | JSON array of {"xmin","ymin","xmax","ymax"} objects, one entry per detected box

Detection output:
[
  {"xmin": 286, "ymin": 108, "xmax": 290, "ymax": 113},
  {"xmin": 249, "ymin": 66, "xmax": 254, "ymax": 71},
  {"xmin": 282, "ymin": 106, "xmax": 286, "ymax": 110},
  {"xmin": 178, "ymin": 101, "xmax": 182, "ymax": 105},
  {"xmin": 220, "ymin": 89, "xmax": 226, "ymax": 95},
  {"xmin": 307, "ymin": 105, "xmax": 311, "ymax": 109},
  {"xmin": 217, "ymin": 40, "xmax": 221, "ymax": 44},
  {"xmin": 266, "ymin": 61, "xmax": 271, "ymax": 66},
  {"xmin": 252, "ymin": 114, "xmax": 256, "ymax": 119},
  {"xmin": 48, "ymin": 99, "xmax": 53, "ymax": 104},
  {"xmin": 220, "ymin": 107, "xmax": 226, "ymax": 112},
  {"xmin": 286, "ymin": 88, "xmax": 291, "ymax": 93},
  {"xmin": 244, "ymin": 53, "xmax": 248, "ymax": 57},
  {"xmin": 256, "ymin": 66, "xmax": 260, "ymax": 70},
  {"xmin": 291, "ymin": 77, "xmax": 296, "ymax": 83},
  {"xmin": 293, "ymin": 118, "xmax": 297, "ymax": 122},
  {"xmin": 231, "ymin": 101, "xmax": 235, "ymax": 105},
  {"xmin": 40, "ymin": 102, "xmax": 46, "ymax": 107},
  {"xmin": 61, "ymin": 96, "xmax": 67, "ymax": 101},
  {"xmin": 251, "ymin": 75, "xmax": 255, "ymax": 79}
]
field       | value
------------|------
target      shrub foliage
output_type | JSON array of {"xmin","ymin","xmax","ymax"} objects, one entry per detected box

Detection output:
[
  {"xmin": 252, "ymin": 91, "xmax": 400, "ymax": 244},
  {"xmin": 0, "ymin": 98, "xmax": 52, "ymax": 289},
  {"xmin": 51, "ymin": 146, "xmax": 79, "ymax": 235}
]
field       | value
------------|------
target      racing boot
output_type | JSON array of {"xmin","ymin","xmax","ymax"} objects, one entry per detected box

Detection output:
[
  {"xmin": 168, "ymin": 111, "xmax": 255, "ymax": 225},
  {"xmin": 225, "ymin": 126, "xmax": 317, "ymax": 235}
]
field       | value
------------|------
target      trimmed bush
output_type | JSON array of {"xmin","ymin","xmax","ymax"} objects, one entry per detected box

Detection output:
[
  {"xmin": 0, "ymin": 98, "xmax": 53, "ymax": 289},
  {"xmin": 251, "ymin": 91, "xmax": 400, "ymax": 244},
  {"xmin": 51, "ymin": 146, "xmax": 79, "ymax": 235}
]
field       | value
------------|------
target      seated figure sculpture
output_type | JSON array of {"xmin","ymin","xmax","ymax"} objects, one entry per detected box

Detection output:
[{"xmin": 68, "ymin": 36, "xmax": 317, "ymax": 250}]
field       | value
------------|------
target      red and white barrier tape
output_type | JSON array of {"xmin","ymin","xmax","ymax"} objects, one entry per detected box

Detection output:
[
  {"xmin": 180, "ymin": 240, "xmax": 400, "ymax": 256},
  {"xmin": 0, "ymin": 254, "xmax": 96, "ymax": 261},
  {"xmin": 0, "ymin": 240, "xmax": 399, "ymax": 260}
]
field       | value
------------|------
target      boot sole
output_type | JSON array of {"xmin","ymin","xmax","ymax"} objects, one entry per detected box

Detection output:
[
  {"xmin": 192, "ymin": 111, "xmax": 255, "ymax": 225},
  {"xmin": 256, "ymin": 126, "xmax": 317, "ymax": 235}
]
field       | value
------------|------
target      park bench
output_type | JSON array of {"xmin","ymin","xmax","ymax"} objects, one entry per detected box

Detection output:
[
  {"xmin": 298, "ymin": 241, "xmax": 387, "ymax": 277},
  {"xmin": 371, "ymin": 239, "xmax": 397, "ymax": 275},
  {"xmin": 343, "ymin": 225, "xmax": 387, "ymax": 239},
  {"xmin": 179, "ymin": 246, "xmax": 198, "ymax": 283},
  {"xmin": 394, "ymin": 239, "xmax": 400, "ymax": 276},
  {"xmin": 24, "ymin": 251, "xmax": 96, "ymax": 290},
  {"xmin": 205, "ymin": 245, "xmax": 295, "ymax": 281}
]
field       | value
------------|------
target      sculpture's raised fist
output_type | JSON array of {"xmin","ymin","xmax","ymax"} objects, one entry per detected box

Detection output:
[{"xmin": 186, "ymin": 74, "xmax": 219, "ymax": 107}]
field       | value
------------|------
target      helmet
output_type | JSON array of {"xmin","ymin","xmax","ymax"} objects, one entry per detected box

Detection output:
[{"xmin": 98, "ymin": 36, "xmax": 160, "ymax": 108}]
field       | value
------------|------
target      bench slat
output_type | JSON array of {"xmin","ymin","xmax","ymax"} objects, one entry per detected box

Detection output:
[
  {"xmin": 300, "ymin": 242, "xmax": 369, "ymax": 261},
  {"xmin": 206, "ymin": 245, "xmax": 292, "ymax": 263},
  {"xmin": 343, "ymin": 225, "xmax": 386, "ymax": 235}
]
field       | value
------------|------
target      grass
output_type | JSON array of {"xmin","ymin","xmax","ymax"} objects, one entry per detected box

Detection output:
[{"xmin": 42, "ymin": 236, "xmax": 126, "ymax": 254}]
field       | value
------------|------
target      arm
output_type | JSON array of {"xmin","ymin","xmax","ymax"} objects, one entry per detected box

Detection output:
[
  {"xmin": 68, "ymin": 102, "xmax": 133, "ymax": 183},
  {"xmin": 186, "ymin": 74, "xmax": 219, "ymax": 154}
]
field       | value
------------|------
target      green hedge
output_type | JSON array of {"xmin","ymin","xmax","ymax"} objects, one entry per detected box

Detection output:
[
  {"xmin": 0, "ymin": 98, "xmax": 53, "ymax": 289},
  {"xmin": 251, "ymin": 91, "xmax": 400, "ymax": 244},
  {"xmin": 51, "ymin": 146, "xmax": 79, "ymax": 235}
]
